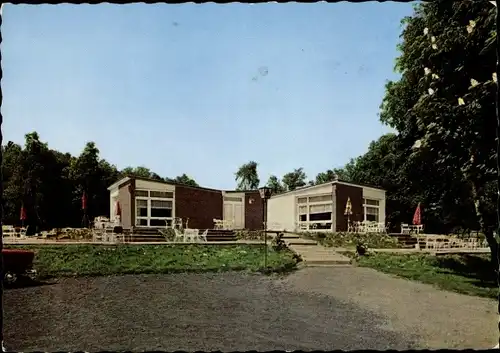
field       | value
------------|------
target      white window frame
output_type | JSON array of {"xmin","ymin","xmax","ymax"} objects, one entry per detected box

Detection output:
[
  {"xmin": 135, "ymin": 189, "xmax": 175, "ymax": 227},
  {"xmin": 296, "ymin": 193, "xmax": 333, "ymax": 232},
  {"xmin": 363, "ymin": 198, "xmax": 380, "ymax": 222}
]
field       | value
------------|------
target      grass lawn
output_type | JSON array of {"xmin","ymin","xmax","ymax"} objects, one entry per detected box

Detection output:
[
  {"xmin": 6, "ymin": 244, "xmax": 298, "ymax": 279},
  {"xmin": 344, "ymin": 251, "xmax": 497, "ymax": 299}
]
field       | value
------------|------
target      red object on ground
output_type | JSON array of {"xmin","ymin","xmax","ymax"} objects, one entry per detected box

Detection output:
[
  {"xmin": 82, "ymin": 192, "xmax": 87, "ymax": 210},
  {"xmin": 115, "ymin": 200, "xmax": 121, "ymax": 217},
  {"xmin": 2, "ymin": 249, "xmax": 35, "ymax": 274},
  {"xmin": 413, "ymin": 203, "xmax": 422, "ymax": 225},
  {"xmin": 20, "ymin": 206, "xmax": 27, "ymax": 221}
]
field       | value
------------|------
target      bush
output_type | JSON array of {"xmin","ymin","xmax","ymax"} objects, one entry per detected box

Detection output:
[
  {"xmin": 234, "ymin": 230, "xmax": 265, "ymax": 240},
  {"xmin": 300, "ymin": 231, "xmax": 402, "ymax": 249},
  {"xmin": 161, "ymin": 228, "xmax": 176, "ymax": 241},
  {"xmin": 55, "ymin": 228, "xmax": 93, "ymax": 240},
  {"xmin": 272, "ymin": 233, "xmax": 287, "ymax": 252}
]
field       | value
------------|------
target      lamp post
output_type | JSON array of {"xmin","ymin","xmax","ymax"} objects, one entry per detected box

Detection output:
[{"xmin": 259, "ymin": 186, "xmax": 273, "ymax": 269}]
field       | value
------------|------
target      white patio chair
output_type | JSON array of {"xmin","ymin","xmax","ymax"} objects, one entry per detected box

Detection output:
[
  {"xmin": 173, "ymin": 218, "xmax": 183, "ymax": 230},
  {"xmin": 401, "ymin": 223, "xmax": 411, "ymax": 234},
  {"xmin": 213, "ymin": 219, "xmax": 222, "ymax": 230},
  {"xmin": 92, "ymin": 229, "xmax": 105, "ymax": 242},
  {"xmin": 2, "ymin": 225, "xmax": 15, "ymax": 237},
  {"xmin": 197, "ymin": 229, "xmax": 208, "ymax": 242},
  {"xmin": 19, "ymin": 227, "xmax": 28, "ymax": 238},
  {"xmin": 173, "ymin": 229, "xmax": 185, "ymax": 242},
  {"xmin": 184, "ymin": 229, "xmax": 199, "ymax": 243}
]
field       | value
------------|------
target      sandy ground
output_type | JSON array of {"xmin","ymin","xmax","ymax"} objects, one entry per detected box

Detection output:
[{"xmin": 4, "ymin": 267, "xmax": 497, "ymax": 351}]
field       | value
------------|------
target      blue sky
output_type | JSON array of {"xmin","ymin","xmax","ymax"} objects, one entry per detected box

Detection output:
[{"xmin": 2, "ymin": 3, "xmax": 415, "ymax": 190}]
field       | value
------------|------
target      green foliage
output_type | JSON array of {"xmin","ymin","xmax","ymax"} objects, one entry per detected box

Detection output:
[
  {"xmin": 234, "ymin": 230, "xmax": 265, "ymax": 240},
  {"xmin": 313, "ymin": 1, "xmax": 497, "ymax": 238},
  {"xmin": 355, "ymin": 253, "xmax": 497, "ymax": 299},
  {"xmin": 282, "ymin": 168, "xmax": 307, "ymax": 191},
  {"xmin": 171, "ymin": 174, "xmax": 199, "ymax": 187},
  {"xmin": 121, "ymin": 166, "xmax": 162, "ymax": 180},
  {"xmin": 8, "ymin": 244, "xmax": 298, "ymax": 278},
  {"xmin": 1, "ymin": 131, "xmax": 200, "ymax": 231},
  {"xmin": 314, "ymin": 169, "xmax": 337, "ymax": 185},
  {"xmin": 235, "ymin": 161, "xmax": 260, "ymax": 190},
  {"xmin": 266, "ymin": 175, "xmax": 286, "ymax": 194},
  {"xmin": 301, "ymin": 231, "xmax": 402, "ymax": 249},
  {"xmin": 271, "ymin": 232, "xmax": 287, "ymax": 252}
]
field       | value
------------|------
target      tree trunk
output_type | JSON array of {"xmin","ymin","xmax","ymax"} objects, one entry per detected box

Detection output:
[{"xmin": 470, "ymin": 179, "xmax": 499, "ymax": 271}]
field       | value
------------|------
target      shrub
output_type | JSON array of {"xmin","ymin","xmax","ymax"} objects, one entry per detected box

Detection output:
[
  {"xmin": 299, "ymin": 231, "xmax": 402, "ymax": 249},
  {"xmin": 234, "ymin": 230, "xmax": 265, "ymax": 240},
  {"xmin": 272, "ymin": 233, "xmax": 287, "ymax": 252}
]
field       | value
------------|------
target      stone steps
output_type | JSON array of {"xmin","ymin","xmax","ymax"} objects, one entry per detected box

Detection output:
[{"xmin": 289, "ymin": 244, "xmax": 351, "ymax": 267}]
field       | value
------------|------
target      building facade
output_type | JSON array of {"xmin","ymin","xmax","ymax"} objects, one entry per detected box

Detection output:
[
  {"xmin": 266, "ymin": 180, "xmax": 386, "ymax": 232},
  {"xmin": 107, "ymin": 177, "xmax": 264, "ymax": 230}
]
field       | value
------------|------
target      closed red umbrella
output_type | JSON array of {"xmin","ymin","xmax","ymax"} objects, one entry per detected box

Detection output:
[
  {"xmin": 20, "ymin": 206, "xmax": 27, "ymax": 221},
  {"xmin": 413, "ymin": 203, "xmax": 422, "ymax": 225},
  {"xmin": 81, "ymin": 192, "xmax": 87, "ymax": 210},
  {"xmin": 20, "ymin": 205, "xmax": 27, "ymax": 228}
]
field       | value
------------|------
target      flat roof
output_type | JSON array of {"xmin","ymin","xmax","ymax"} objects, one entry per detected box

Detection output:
[
  {"xmin": 108, "ymin": 176, "xmax": 261, "ymax": 194},
  {"xmin": 269, "ymin": 179, "xmax": 385, "ymax": 199}
]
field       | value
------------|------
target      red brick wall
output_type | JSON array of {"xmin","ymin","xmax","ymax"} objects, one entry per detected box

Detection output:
[
  {"xmin": 244, "ymin": 191, "xmax": 264, "ymax": 230},
  {"xmin": 175, "ymin": 185, "xmax": 223, "ymax": 229},
  {"xmin": 335, "ymin": 183, "xmax": 363, "ymax": 232}
]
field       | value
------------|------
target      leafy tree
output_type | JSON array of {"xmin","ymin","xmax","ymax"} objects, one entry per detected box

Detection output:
[
  {"xmin": 282, "ymin": 168, "xmax": 307, "ymax": 191},
  {"xmin": 172, "ymin": 173, "xmax": 199, "ymax": 187},
  {"xmin": 266, "ymin": 175, "xmax": 286, "ymax": 194},
  {"xmin": 121, "ymin": 166, "xmax": 162, "ymax": 180},
  {"xmin": 235, "ymin": 161, "xmax": 260, "ymax": 190},
  {"xmin": 0, "ymin": 130, "xmax": 201, "ymax": 231},
  {"xmin": 314, "ymin": 169, "xmax": 337, "ymax": 184},
  {"xmin": 379, "ymin": 0, "xmax": 498, "ymax": 260}
]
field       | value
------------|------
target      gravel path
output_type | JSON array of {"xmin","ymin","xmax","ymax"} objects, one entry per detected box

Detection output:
[
  {"xmin": 4, "ymin": 267, "xmax": 496, "ymax": 351},
  {"xmin": 280, "ymin": 267, "xmax": 497, "ymax": 349}
]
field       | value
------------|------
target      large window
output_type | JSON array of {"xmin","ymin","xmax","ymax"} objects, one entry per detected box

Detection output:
[
  {"xmin": 296, "ymin": 194, "xmax": 333, "ymax": 231},
  {"xmin": 151, "ymin": 200, "xmax": 173, "ymax": 218},
  {"xmin": 136, "ymin": 199, "xmax": 148, "ymax": 226},
  {"xmin": 363, "ymin": 198, "xmax": 380, "ymax": 222},
  {"xmin": 135, "ymin": 189, "xmax": 174, "ymax": 227}
]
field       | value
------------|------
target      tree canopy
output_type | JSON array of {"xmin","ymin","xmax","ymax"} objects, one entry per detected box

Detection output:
[
  {"xmin": 235, "ymin": 161, "xmax": 260, "ymax": 190},
  {"xmin": 2, "ymin": 132, "xmax": 201, "ymax": 233}
]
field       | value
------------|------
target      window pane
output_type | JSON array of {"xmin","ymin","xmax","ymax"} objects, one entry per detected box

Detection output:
[
  {"xmin": 136, "ymin": 218, "xmax": 148, "ymax": 226},
  {"xmin": 138, "ymin": 208, "xmax": 148, "ymax": 217},
  {"xmin": 310, "ymin": 222, "xmax": 332, "ymax": 230},
  {"xmin": 309, "ymin": 212, "xmax": 332, "ymax": 221},
  {"xmin": 151, "ymin": 200, "xmax": 172, "ymax": 208},
  {"xmin": 298, "ymin": 206, "xmax": 307, "ymax": 214},
  {"xmin": 366, "ymin": 207, "xmax": 379, "ymax": 215},
  {"xmin": 150, "ymin": 191, "xmax": 173, "ymax": 198},
  {"xmin": 299, "ymin": 214, "xmax": 307, "ymax": 222},
  {"xmin": 150, "ymin": 219, "xmax": 168, "ymax": 227},
  {"xmin": 136, "ymin": 199, "xmax": 148, "ymax": 207},
  {"xmin": 364, "ymin": 199, "xmax": 379, "ymax": 206},
  {"xmin": 309, "ymin": 195, "xmax": 332, "ymax": 203},
  {"xmin": 310, "ymin": 204, "xmax": 332, "ymax": 213},
  {"xmin": 151, "ymin": 208, "xmax": 172, "ymax": 217},
  {"xmin": 297, "ymin": 197, "xmax": 307, "ymax": 204},
  {"xmin": 136, "ymin": 190, "xmax": 148, "ymax": 197},
  {"xmin": 366, "ymin": 214, "xmax": 379, "ymax": 222}
]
